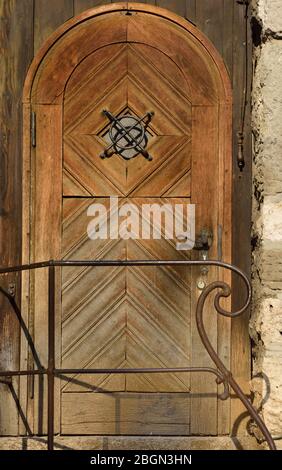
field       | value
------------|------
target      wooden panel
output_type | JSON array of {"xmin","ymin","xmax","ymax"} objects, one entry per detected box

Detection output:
[
  {"xmin": 61, "ymin": 198, "xmax": 191, "ymax": 394},
  {"xmin": 63, "ymin": 43, "xmax": 192, "ymax": 197},
  {"xmin": 62, "ymin": 393, "xmax": 190, "ymax": 435},
  {"xmin": 31, "ymin": 12, "xmax": 128, "ymax": 104},
  {"xmin": 127, "ymin": 12, "xmax": 223, "ymax": 105},
  {"xmin": 61, "ymin": 196, "xmax": 191, "ymax": 433},
  {"xmin": 0, "ymin": 0, "xmax": 34, "ymax": 436},
  {"xmin": 34, "ymin": 0, "xmax": 73, "ymax": 52}
]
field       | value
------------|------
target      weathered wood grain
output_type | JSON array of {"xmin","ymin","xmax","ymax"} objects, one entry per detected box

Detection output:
[
  {"xmin": 75, "ymin": 0, "xmax": 111, "ymax": 15},
  {"xmin": 63, "ymin": 42, "xmax": 192, "ymax": 197},
  {"xmin": 156, "ymin": 0, "xmax": 186, "ymax": 16},
  {"xmin": 231, "ymin": 0, "xmax": 252, "ymax": 435},
  {"xmin": 190, "ymin": 105, "xmax": 220, "ymax": 435},
  {"xmin": 0, "ymin": 0, "xmax": 34, "ymax": 436},
  {"xmin": 127, "ymin": 12, "xmax": 224, "ymax": 105},
  {"xmin": 61, "ymin": 197, "xmax": 191, "ymax": 400},
  {"xmin": 34, "ymin": 0, "xmax": 73, "ymax": 53},
  {"xmin": 62, "ymin": 393, "xmax": 190, "ymax": 435},
  {"xmin": 196, "ymin": 0, "xmax": 225, "ymax": 57},
  {"xmin": 217, "ymin": 102, "xmax": 233, "ymax": 435},
  {"xmin": 222, "ymin": 0, "xmax": 234, "ymax": 78},
  {"xmin": 0, "ymin": 0, "xmax": 250, "ymax": 441},
  {"xmin": 25, "ymin": 5, "xmax": 231, "ymax": 436},
  {"xmin": 31, "ymin": 12, "xmax": 128, "ymax": 104},
  {"xmin": 31, "ymin": 105, "xmax": 62, "ymax": 434},
  {"xmin": 19, "ymin": 103, "xmax": 32, "ymax": 435}
]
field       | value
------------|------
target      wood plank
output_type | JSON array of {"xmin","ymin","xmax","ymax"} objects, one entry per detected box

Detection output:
[
  {"xmin": 75, "ymin": 0, "xmax": 111, "ymax": 15},
  {"xmin": 217, "ymin": 102, "xmax": 232, "ymax": 435},
  {"xmin": 192, "ymin": 0, "xmax": 234, "ymax": 436},
  {"xmin": 34, "ymin": 0, "xmax": 74, "ymax": 53},
  {"xmin": 156, "ymin": 0, "xmax": 186, "ymax": 16},
  {"xmin": 190, "ymin": 105, "xmax": 219, "ymax": 435},
  {"xmin": 20, "ymin": 103, "xmax": 33, "ymax": 435},
  {"xmin": 62, "ymin": 393, "xmax": 190, "ymax": 435},
  {"xmin": 31, "ymin": 105, "xmax": 62, "ymax": 434},
  {"xmin": 185, "ymin": 0, "xmax": 196, "ymax": 24},
  {"xmin": 222, "ymin": 0, "xmax": 234, "ymax": 77},
  {"xmin": 231, "ymin": 0, "xmax": 252, "ymax": 435},
  {"xmin": 195, "ymin": 0, "xmax": 224, "ymax": 57},
  {"xmin": 0, "ymin": 0, "xmax": 34, "ymax": 436}
]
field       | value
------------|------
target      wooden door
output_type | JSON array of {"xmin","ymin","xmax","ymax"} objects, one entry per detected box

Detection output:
[{"xmin": 22, "ymin": 3, "xmax": 232, "ymax": 437}]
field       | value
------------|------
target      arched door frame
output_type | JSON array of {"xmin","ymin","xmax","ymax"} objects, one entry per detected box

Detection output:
[{"xmin": 20, "ymin": 2, "xmax": 234, "ymax": 437}]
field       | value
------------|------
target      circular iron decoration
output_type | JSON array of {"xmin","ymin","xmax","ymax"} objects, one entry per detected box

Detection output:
[{"xmin": 100, "ymin": 110, "xmax": 154, "ymax": 161}]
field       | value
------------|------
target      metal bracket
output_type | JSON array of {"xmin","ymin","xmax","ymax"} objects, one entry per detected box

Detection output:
[
  {"xmin": 8, "ymin": 282, "xmax": 16, "ymax": 298},
  {"xmin": 31, "ymin": 111, "xmax": 36, "ymax": 148}
]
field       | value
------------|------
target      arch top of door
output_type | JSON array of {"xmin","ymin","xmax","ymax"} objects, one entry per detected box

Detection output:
[{"xmin": 23, "ymin": 2, "xmax": 232, "ymax": 106}]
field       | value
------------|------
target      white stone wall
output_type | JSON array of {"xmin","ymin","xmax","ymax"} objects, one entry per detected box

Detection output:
[{"xmin": 252, "ymin": 0, "xmax": 282, "ymax": 443}]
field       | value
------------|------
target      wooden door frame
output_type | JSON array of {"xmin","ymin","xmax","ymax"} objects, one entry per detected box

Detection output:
[{"xmin": 20, "ymin": 2, "xmax": 234, "ymax": 436}]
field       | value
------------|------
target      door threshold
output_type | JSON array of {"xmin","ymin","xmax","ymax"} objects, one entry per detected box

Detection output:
[{"xmin": 0, "ymin": 436, "xmax": 264, "ymax": 450}]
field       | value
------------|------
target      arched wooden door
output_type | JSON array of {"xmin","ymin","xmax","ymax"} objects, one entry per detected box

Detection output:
[{"xmin": 21, "ymin": 3, "xmax": 232, "ymax": 438}]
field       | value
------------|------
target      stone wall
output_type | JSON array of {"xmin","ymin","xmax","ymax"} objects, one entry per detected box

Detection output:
[{"xmin": 251, "ymin": 0, "xmax": 282, "ymax": 445}]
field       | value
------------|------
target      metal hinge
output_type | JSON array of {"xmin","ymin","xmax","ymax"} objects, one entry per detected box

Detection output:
[{"xmin": 31, "ymin": 111, "xmax": 36, "ymax": 147}]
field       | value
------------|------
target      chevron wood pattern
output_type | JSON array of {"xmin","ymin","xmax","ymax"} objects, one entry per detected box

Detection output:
[
  {"xmin": 62, "ymin": 198, "xmax": 191, "ymax": 380},
  {"xmin": 63, "ymin": 43, "xmax": 192, "ymax": 197},
  {"xmin": 61, "ymin": 196, "xmax": 191, "ymax": 434},
  {"xmin": 24, "ymin": 6, "xmax": 232, "ymax": 436},
  {"xmin": 59, "ymin": 34, "xmax": 215, "ymax": 435}
]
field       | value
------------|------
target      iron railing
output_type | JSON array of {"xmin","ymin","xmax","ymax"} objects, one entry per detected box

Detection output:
[{"xmin": 0, "ymin": 259, "xmax": 276, "ymax": 451}]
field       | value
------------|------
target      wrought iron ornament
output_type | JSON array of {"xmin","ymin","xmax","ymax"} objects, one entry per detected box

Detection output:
[
  {"xmin": 100, "ymin": 109, "xmax": 154, "ymax": 161},
  {"xmin": 0, "ymin": 259, "xmax": 276, "ymax": 450}
]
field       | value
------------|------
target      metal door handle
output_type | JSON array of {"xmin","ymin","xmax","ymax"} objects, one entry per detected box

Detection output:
[{"xmin": 194, "ymin": 228, "xmax": 213, "ymax": 276}]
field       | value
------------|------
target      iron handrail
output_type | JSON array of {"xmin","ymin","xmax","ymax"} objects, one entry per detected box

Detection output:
[{"xmin": 0, "ymin": 259, "xmax": 276, "ymax": 450}]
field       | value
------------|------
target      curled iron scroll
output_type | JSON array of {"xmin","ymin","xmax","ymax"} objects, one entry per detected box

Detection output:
[{"xmin": 196, "ymin": 272, "xmax": 276, "ymax": 451}]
